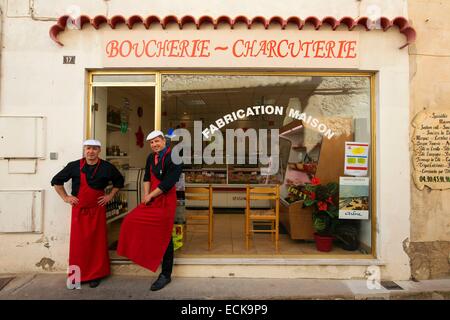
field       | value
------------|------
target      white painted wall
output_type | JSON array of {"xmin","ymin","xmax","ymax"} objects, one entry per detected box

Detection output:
[{"xmin": 0, "ymin": 0, "xmax": 411, "ymax": 280}]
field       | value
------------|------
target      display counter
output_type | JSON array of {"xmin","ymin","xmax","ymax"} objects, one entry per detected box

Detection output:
[{"xmin": 184, "ymin": 183, "xmax": 277, "ymax": 208}]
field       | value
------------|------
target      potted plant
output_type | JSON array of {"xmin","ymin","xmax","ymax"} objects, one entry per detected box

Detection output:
[{"xmin": 303, "ymin": 177, "xmax": 339, "ymax": 252}]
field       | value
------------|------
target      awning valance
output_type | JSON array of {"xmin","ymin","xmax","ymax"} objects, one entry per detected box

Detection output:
[{"xmin": 49, "ymin": 15, "xmax": 416, "ymax": 49}]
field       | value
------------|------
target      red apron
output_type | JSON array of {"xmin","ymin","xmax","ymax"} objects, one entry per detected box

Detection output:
[
  {"xmin": 117, "ymin": 148, "xmax": 177, "ymax": 272},
  {"xmin": 68, "ymin": 158, "xmax": 110, "ymax": 282}
]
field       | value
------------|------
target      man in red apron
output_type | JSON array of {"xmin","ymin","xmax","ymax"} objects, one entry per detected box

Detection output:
[
  {"xmin": 51, "ymin": 139, "xmax": 124, "ymax": 288},
  {"xmin": 118, "ymin": 130, "xmax": 182, "ymax": 291}
]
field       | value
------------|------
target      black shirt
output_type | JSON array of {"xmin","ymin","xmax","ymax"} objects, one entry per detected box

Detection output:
[
  {"xmin": 51, "ymin": 159, "xmax": 125, "ymax": 196},
  {"xmin": 143, "ymin": 148, "xmax": 182, "ymax": 193}
]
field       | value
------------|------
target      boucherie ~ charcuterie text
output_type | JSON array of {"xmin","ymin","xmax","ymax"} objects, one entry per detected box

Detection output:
[{"xmin": 105, "ymin": 39, "xmax": 357, "ymax": 59}]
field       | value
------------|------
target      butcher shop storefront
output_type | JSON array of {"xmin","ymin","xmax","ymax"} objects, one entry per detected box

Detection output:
[{"xmin": 0, "ymin": 11, "xmax": 415, "ymax": 279}]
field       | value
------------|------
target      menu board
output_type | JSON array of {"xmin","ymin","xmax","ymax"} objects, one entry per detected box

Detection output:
[{"xmin": 412, "ymin": 109, "xmax": 450, "ymax": 190}]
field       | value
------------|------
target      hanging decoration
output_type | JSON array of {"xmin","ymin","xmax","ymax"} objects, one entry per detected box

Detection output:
[
  {"xmin": 135, "ymin": 125, "xmax": 144, "ymax": 148},
  {"xmin": 135, "ymin": 106, "xmax": 144, "ymax": 148}
]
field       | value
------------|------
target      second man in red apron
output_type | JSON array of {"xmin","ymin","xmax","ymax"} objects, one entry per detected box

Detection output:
[{"xmin": 118, "ymin": 130, "xmax": 182, "ymax": 291}]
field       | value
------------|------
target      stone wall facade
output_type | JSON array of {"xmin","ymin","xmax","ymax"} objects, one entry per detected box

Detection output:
[{"xmin": 407, "ymin": 0, "xmax": 450, "ymax": 279}]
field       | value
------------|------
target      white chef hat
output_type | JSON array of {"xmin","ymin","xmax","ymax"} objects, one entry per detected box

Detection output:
[
  {"xmin": 83, "ymin": 139, "xmax": 102, "ymax": 147},
  {"xmin": 146, "ymin": 130, "xmax": 165, "ymax": 141}
]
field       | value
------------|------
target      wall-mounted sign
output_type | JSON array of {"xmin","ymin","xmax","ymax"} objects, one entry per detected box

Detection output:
[
  {"xmin": 339, "ymin": 177, "xmax": 369, "ymax": 220},
  {"xmin": 102, "ymin": 30, "xmax": 359, "ymax": 69},
  {"xmin": 344, "ymin": 142, "xmax": 369, "ymax": 176},
  {"xmin": 412, "ymin": 109, "xmax": 450, "ymax": 190},
  {"xmin": 63, "ymin": 55, "xmax": 76, "ymax": 64}
]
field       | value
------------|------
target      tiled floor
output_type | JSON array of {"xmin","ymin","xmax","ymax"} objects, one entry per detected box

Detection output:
[
  {"xmin": 107, "ymin": 213, "xmax": 370, "ymax": 259},
  {"xmin": 175, "ymin": 214, "xmax": 369, "ymax": 258}
]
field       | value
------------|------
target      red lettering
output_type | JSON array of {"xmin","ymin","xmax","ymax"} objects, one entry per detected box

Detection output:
[
  {"xmin": 179, "ymin": 40, "xmax": 190, "ymax": 57},
  {"xmin": 313, "ymin": 40, "xmax": 325, "ymax": 58},
  {"xmin": 337, "ymin": 40, "xmax": 346, "ymax": 58},
  {"xmin": 232, "ymin": 40, "xmax": 245, "ymax": 57},
  {"xmin": 198, "ymin": 40, "xmax": 210, "ymax": 57},
  {"xmin": 267, "ymin": 40, "xmax": 277, "ymax": 57},
  {"xmin": 301, "ymin": 41, "xmax": 313, "ymax": 58},
  {"xmin": 246, "ymin": 40, "xmax": 256, "ymax": 57},
  {"xmin": 119, "ymin": 40, "xmax": 132, "ymax": 57},
  {"xmin": 106, "ymin": 40, "xmax": 119, "ymax": 57},
  {"xmin": 191, "ymin": 39, "xmax": 200, "ymax": 57},
  {"xmin": 325, "ymin": 41, "xmax": 336, "ymax": 58},
  {"xmin": 256, "ymin": 41, "xmax": 268, "ymax": 57},
  {"xmin": 277, "ymin": 40, "xmax": 289, "ymax": 58},
  {"xmin": 132, "ymin": 41, "xmax": 145, "ymax": 58},
  {"xmin": 157, "ymin": 40, "xmax": 167, "ymax": 57},
  {"xmin": 145, "ymin": 40, "xmax": 156, "ymax": 57},
  {"xmin": 345, "ymin": 40, "xmax": 357, "ymax": 58},
  {"xmin": 289, "ymin": 41, "xmax": 302, "ymax": 57},
  {"xmin": 168, "ymin": 40, "xmax": 179, "ymax": 57}
]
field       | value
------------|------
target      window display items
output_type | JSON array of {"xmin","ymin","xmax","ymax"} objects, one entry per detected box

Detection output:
[
  {"xmin": 303, "ymin": 178, "xmax": 339, "ymax": 252},
  {"xmin": 285, "ymin": 184, "xmax": 307, "ymax": 203},
  {"xmin": 344, "ymin": 142, "xmax": 369, "ymax": 176},
  {"xmin": 338, "ymin": 177, "xmax": 369, "ymax": 220}
]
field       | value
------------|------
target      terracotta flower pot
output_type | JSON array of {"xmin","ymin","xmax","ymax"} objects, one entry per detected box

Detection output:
[{"xmin": 314, "ymin": 233, "xmax": 334, "ymax": 252}]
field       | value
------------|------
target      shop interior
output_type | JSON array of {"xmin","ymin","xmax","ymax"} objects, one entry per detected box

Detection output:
[
  {"xmin": 90, "ymin": 73, "xmax": 373, "ymax": 260},
  {"xmin": 91, "ymin": 85, "xmax": 154, "ymax": 259}
]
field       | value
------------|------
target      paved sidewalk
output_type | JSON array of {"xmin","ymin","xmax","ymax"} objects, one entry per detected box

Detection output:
[{"xmin": 0, "ymin": 274, "xmax": 449, "ymax": 300}]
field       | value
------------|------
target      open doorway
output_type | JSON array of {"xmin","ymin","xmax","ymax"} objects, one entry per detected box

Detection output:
[{"xmin": 91, "ymin": 82, "xmax": 155, "ymax": 259}]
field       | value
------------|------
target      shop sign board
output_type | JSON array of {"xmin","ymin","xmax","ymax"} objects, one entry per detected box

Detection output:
[
  {"xmin": 102, "ymin": 29, "xmax": 359, "ymax": 69},
  {"xmin": 412, "ymin": 109, "xmax": 450, "ymax": 190}
]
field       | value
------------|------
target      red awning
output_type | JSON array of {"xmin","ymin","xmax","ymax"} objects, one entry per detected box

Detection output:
[{"xmin": 49, "ymin": 15, "xmax": 416, "ymax": 49}]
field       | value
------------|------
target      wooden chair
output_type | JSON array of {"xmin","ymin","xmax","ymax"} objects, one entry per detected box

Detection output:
[
  {"xmin": 245, "ymin": 184, "xmax": 280, "ymax": 251},
  {"xmin": 184, "ymin": 185, "xmax": 214, "ymax": 250}
]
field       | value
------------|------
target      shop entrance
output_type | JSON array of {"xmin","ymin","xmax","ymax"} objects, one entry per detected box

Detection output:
[{"xmin": 89, "ymin": 74, "xmax": 156, "ymax": 259}]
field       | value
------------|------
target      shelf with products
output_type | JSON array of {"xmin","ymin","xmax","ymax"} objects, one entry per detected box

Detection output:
[
  {"xmin": 227, "ymin": 165, "xmax": 262, "ymax": 184},
  {"xmin": 105, "ymin": 189, "xmax": 129, "ymax": 224},
  {"xmin": 183, "ymin": 166, "xmax": 227, "ymax": 184},
  {"xmin": 105, "ymin": 145, "xmax": 129, "ymax": 158},
  {"xmin": 104, "ymin": 167, "xmax": 143, "ymax": 224},
  {"xmin": 183, "ymin": 165, "xmax": 283, "ymax": 185}
]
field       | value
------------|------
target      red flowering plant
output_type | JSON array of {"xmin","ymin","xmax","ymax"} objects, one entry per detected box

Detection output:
[{"xmin": 303, "ymin": 177, "xmax": 339, "ymax": 236}]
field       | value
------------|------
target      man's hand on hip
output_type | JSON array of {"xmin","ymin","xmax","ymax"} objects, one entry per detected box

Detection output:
[
  {"xmin": 97, "ymin": 194, "xmax": 113, "ymax": 206},
  {"xmin": 142, "ymin": 193, "xmax": 153, "ymax": 205},
  {"xmin": 64, "ymin": 195, "xmax": 79, "ymax": 206}
]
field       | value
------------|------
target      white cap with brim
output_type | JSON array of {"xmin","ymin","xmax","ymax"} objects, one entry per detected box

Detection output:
[
  {"xmin": 146, "ymin": 130, "xmax": 164, "ymax": 141},
  {"xmin": 83, "ymin": 139, "xmax": 102, "ymax": 147}
]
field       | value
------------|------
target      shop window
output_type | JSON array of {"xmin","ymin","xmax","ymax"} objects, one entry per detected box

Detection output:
[
  {"xmin": 88, "ymin": 72, "xmax": 374, "ymax": 259},
  {"xmin": 161, "ymin": 74, "xmax": 373, "ymax": 256}
]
